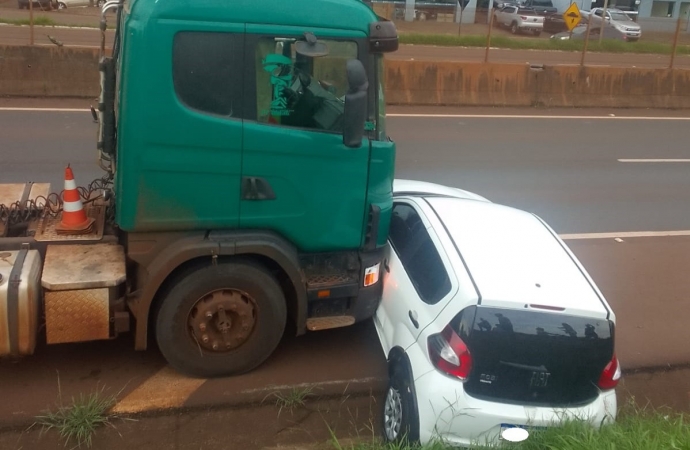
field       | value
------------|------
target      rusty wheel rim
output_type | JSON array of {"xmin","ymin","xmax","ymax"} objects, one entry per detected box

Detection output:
[{"xmin": 187, "ymin": 289, "xmax": 257, "ymax": 353}]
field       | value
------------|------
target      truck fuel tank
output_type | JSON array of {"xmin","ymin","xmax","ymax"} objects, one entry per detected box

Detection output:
[{"xmin": 0, "ymin": 248, "xmax": 42, "ymax": 357}]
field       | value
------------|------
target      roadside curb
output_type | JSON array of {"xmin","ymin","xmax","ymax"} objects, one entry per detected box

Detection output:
[{"xmin": 0, "ymin": 375, "xmax": 388, "ymax": 431}]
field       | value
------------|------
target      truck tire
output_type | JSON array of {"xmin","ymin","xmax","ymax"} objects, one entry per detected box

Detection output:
[
  {"xmin": 511, "ymin": 22, "xmax": 519, "ymax": 34},
  {"xmin": 155, "ymin": 260, "xmax": 287, "ymax": 378}
]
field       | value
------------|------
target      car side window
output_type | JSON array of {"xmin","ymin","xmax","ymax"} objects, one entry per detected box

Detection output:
[{"xmin": 389, "ymin": 203, "xmax": 452, "ymax": 305}]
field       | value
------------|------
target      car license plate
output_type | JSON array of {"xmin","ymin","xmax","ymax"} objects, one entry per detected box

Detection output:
[{"xmin": 499, "ymin": 423, "xmax": 547, "ymax": 439}]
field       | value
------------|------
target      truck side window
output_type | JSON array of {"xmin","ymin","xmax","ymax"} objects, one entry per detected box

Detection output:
[
  {"xmin": 389, "ymin": 203, "xmax": 452, "ymax": 305},
  {"xmin": 255, "ymin": 37, "xmax": 357, "ymax": 132},
  {"xmin": 173, "ymin": 32, "xmax": 240, "ymax": 117}
]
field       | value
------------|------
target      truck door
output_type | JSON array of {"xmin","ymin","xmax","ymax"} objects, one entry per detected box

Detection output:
[{"xmin": 240, "ymin": 29, "xmax": 371, "ymax": 253}]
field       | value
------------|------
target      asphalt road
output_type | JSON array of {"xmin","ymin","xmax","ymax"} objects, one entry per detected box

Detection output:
[
  {"xmin": 1, "ymin": 24, "xmax": 688, "ymax": 68},
  {"xmin": 2, "ymin": 106, "xmax": 689, "ymax": 234},
  {"xmin": 1, "ymin": 105, "xmax": 690, "ymax": 426}
]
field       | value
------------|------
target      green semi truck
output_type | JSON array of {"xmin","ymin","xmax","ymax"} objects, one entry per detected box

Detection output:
[{"xmin": 0, "ymin": 0, "xmax": 398, "ymax": 377}]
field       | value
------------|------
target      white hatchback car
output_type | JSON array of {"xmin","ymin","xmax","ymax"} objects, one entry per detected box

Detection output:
[{"xmin": 374, "ymin": 180, "xmax": 620, "ymax": 447}]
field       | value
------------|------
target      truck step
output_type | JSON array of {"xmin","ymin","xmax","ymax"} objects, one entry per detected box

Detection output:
[{"xmin": 306, "ymin": 315, "xmax": 355, "ymax": 331}]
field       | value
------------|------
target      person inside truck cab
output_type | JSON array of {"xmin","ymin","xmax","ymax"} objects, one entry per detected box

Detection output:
[{"xmin": 259, "ymin": 35, "xmax": 348, "ymax": 132}]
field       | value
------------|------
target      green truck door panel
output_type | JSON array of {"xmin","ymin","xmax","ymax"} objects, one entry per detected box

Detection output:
[
  {"xmin": 240, "ymin": 32, "xmax": 371, "ymax": 252},
  {"xmin": 241, "ymin": 123, "xmax": 370, "ymax": 252},
  {"xmin": 115, "ymin": 23, "xmax": 245, "ymax": 231}
]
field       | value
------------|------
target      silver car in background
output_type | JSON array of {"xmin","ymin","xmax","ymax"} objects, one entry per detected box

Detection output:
[{"xmin": 586, "ymin": 8, "xmax": 641, "ymax": 41}]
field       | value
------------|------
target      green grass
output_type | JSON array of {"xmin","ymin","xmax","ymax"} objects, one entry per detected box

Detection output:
[
  {"xmin": 34, "ymin": 385, "xmax": 118, "ymax": 448},
  {"xmin": 266, "ymin": 386, "xmax": 316, "ymax": 417},
  {"xmin": 400, "ymin": 33, "xmax": 690, "ymax": 56},
  {"xmin": 0, "ymin": 16, "xmax": 57, "ymax": 26},
  {"xmin": 331, "ymin": 399, "xmax": 690, "ymax": 450}
]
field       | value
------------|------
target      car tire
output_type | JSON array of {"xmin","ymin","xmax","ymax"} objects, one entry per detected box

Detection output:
[
  {"xmin": 57, "ymin": 1, "xmax": 65, "ymax": 8},
  {"xmin": 155, "ymin": 259, "xmax": 287, "ymax": 378},
  {"xmin": 511, "ymin": 22, "xmax": 519, "ymax": 34},
  {"xmin": 383, "ymin": 364, "xmax": 420, "ymax": 445}
]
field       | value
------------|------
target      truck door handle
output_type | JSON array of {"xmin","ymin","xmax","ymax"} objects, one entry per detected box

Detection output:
[
  {"xmin": 242, "ymin": 177, "xmax": 276, "ymax": 201},
  {"xmin": 408, "ymin": 310, "xmax": 419, "ymax": 329}
]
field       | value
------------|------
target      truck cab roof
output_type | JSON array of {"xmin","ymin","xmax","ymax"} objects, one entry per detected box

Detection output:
[{"xmin": 128, "ymin": 0, "xmax": 379, "ymax": 35}]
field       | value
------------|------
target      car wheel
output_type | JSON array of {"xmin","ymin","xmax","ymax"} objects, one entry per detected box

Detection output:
[
  {"xmin": 57, "ymin": 1, "xmax": 65, "ymax": 8},
  {"xmin": 511, "ymin": 22, "xmax": 519, "ymax": 34},
  {"xmin": 383, "ymin": 364, "xmax": 420, "ymax": 444},
  {"xmin": 155, "ymin": 259, "xmax": 287, "ymax": 378}
]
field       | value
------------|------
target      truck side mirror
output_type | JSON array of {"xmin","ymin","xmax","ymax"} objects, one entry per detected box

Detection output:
[{"xmin": 343, "ymin": 59, "xmax": 368, "ymax": 149}]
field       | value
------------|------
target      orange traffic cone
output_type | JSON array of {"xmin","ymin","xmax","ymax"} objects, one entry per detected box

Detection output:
[{"xmin": 55, "ymin": 165, "xmax": 95, "ymax": 235}]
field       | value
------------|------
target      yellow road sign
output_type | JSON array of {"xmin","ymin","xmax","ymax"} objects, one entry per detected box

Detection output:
[{"xmin": 563, "ymin": 2, "xmax": 582, "ymax": 31}]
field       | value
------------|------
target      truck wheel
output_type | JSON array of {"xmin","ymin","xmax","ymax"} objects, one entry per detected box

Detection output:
[
  {"xmin": 511, "ymin": 22, "xmax": 519, "ymax": 34},
  {"xmin": 155, "ymin": 260, "xmax": 287, "ymax": 378}
]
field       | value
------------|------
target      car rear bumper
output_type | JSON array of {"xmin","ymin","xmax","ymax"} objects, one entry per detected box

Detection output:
[
  {"xmin": 414, "ymin": 369, "xmax": 617, "ymax": 446},
  {"xmin": 519, "ymin": 22, "xmax": 544, "ymax": 30}
]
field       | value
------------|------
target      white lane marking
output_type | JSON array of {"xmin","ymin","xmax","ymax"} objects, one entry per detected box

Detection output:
[
  {"xmin": 618, "ymin": 159, "xmax": 690, "ymax": 163},
  {"xmin": 388, "ymin": 114, "xmax": 690, "ymax": 120},
  {"xmin": 0, "ymin": 107, "xmax": 91, "ymax": 112},
  {"xmin": 2, "ymin": 108, "xmax": 688, "ymax": 121},
  {"xmin": 560, "ymin": 230, "xmax": 690, "ymax": 240},
  {"xmin": 110, "ymin": 366, "xmax": 206, "ymax": 414}
]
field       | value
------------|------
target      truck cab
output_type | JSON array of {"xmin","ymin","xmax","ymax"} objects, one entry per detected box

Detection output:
[{"xmin": 1, "ymin": 0, "xmax": 398, "ymax": 378}]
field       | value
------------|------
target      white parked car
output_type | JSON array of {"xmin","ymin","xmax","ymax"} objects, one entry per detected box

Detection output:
[
  {"xmin": 494, "ymin": 5, "xmax": 545, "ymax": 35},
  {"xmin": 374, "ymin": 180, "xmax": 620, "ymax": 447},
  {"xmin": 587, "ymin": 8, "xmax": 641, "ymax": 41}
]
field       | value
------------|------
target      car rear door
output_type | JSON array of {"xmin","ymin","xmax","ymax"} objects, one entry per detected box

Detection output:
[{"xmin": 376, "ymin": 199, "xmax": 460, "ymax": 353}]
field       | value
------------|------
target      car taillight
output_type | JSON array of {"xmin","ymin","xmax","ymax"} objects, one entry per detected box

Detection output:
[
  {"xmin": 520, "ymin": 15, "xmax": 527, "ymax": 19},
  {"xmin": 598, "ymin": 354, "xmax": 621, "ymax": 390},
  {"xmin": 427, "ymin": 325, "xmax": 472, "ymax": 381}
]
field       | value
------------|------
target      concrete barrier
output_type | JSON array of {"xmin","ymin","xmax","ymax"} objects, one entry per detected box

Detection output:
[
  {"xmin": 0, "ymin": 45, "xmax": 101, "ymax": 98},
  {"xmin": 2, "ymin": 45, "xmax": 690, "ymax": 108},
  {"xmin": 385, "ymin": 60, "xmax": 690, "ymax": 108}
]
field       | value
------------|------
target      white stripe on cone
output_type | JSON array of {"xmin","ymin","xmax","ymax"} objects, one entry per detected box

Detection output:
[
  {"xmin": 63, "ymin": 200, "xmax": 84, "ymax": 212},
  {"xmin": 64, "ymin": 179, "xmax": 77, "ymax": 190}
]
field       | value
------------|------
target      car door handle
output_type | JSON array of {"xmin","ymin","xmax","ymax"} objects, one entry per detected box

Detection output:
[{"xmin": 408, "ymin": 310, "xmax": 419, "ymax": 329}]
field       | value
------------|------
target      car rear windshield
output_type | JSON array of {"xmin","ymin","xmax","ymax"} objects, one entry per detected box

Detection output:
[{"xmin": 452, "ymin": 306, "xmax": 614, "ymax": 407}]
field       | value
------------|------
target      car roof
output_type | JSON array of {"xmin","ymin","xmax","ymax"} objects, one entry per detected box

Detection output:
[
  {"xmin": 393, "ymin": 179, "xmax": 490, "ymax": 202},
  {"xmin": 425, "ymin": 197, "xmax": 606, "ymax": 316}
]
